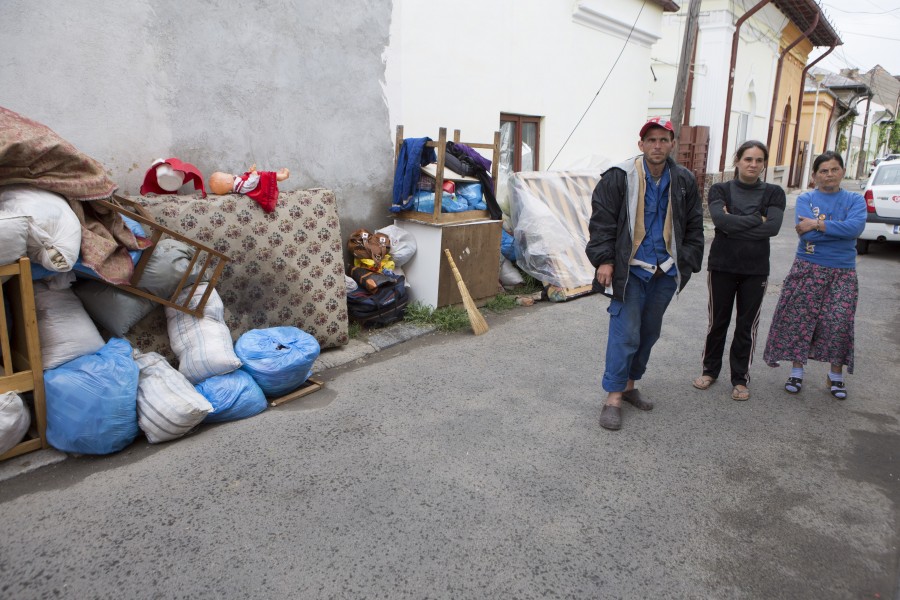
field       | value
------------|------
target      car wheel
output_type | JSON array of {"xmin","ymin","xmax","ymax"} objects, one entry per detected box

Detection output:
[{"xmin": 856, "ymin": 238, "xmax": 870, "ymax": 255}]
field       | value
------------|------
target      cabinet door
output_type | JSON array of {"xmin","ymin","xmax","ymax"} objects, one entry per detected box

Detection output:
[{"xmin": 437, "ymin": 221, "xmax": 502, "ymax": 307}]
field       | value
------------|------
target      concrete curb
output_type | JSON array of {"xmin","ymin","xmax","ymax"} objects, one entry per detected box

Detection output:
[
  {"xmin": 0, "ymin": 448, "xmax": 67, "ymax": 482},
  {"xmin": 311, "ymin": 322, "xmax": 437, "ymax": 373}
]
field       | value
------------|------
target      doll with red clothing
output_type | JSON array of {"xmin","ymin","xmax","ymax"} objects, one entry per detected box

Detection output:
[{"xmin": 209, "ymin": 165, "xmax": 290, "ymax": 213}]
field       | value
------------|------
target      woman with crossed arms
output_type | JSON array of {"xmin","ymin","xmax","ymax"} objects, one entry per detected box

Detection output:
[
  {"xmin": 763, "ymin": 151, "xmax": 866, "ymax": 399},
  {"xmin": 693, "ymin": 140, "xmax": 785, "ymax": 401}
]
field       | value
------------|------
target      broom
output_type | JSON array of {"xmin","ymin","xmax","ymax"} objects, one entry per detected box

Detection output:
[{"xmin": 443, "ymin": 249, "xmax": 489, "ymax": 336}]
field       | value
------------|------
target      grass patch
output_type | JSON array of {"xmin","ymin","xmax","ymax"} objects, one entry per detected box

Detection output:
[
  {"xmin": 506, "ymin": 272, "xmax": 543, "ymax": 296},
  {"xmin": 403, "ymin": 301, "xmax": 470, "ymax": 332},
  {"xmin": 347, "ymin": 321, "xmax": 362, "ymax": 339},
  {"xmin": 484, "ymin": 293, "xmax": 517, "ymax": 312}
]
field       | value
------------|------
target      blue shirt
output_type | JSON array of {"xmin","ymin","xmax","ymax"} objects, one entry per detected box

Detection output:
[
  {"xmin": 630, "ymin": 161, "xmax": 675, "ymax": 281},
  {"xmin": 795, "ymin": 188, "xmax": 866, "ymax": 269}
]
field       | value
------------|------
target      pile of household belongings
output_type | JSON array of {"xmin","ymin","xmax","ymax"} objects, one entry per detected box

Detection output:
[
  {"xmin": 505, "ymin": 170, "xmax": 601, "ymax": 302},
  {"xmin": 344, "ymin": 225, "xmax": 415, "ymax": 327},
  {"xmin": 390, "ymin": 137, "xmax": 500, "ymax": 218},
  {"xmin": 0, "ymin": 106, "xmax": 320, "ymax": 456}
]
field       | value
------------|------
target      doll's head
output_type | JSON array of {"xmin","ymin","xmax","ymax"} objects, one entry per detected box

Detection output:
[{"xmin": 209, "ymin": 171, "xmax": 235, "ymax": 195}]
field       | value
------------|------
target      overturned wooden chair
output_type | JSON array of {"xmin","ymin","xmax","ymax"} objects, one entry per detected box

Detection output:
[{"xmin": 93, "ymin": 194, "xmax": 231, "ymax": 317}]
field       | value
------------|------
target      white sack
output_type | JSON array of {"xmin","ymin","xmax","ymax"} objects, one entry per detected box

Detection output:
[
  {"xmin": 499, "ymin": 256, "xmax": 524, "ymax": 287},
  {"xmin": 74, "ymin": 280, "xmax": 157, "ymax": 337},
  {"xmin": 33, "ymin": 281, "xmax": 105, "ymax": 370},
  {"xmin": 376, "ymin": 225, "xmax": 417, "ymax": 267},
  {"xmin": 0, "ymin": 391, "xmax": 31, "ymax": 455},
  {"xmin": 166, "ymin": 283, "xmax": 242, "ymax": 384},
  {"xmin": 0, "ymin": 215, "xmax": 29, "ymax": 267},
  {"xmin": 0, "ymin": 185, "xmax": 81, "ymax": 273},
  {"xmin": 133, "ymin": 350, "xmax": 213, "ymax": 443}
]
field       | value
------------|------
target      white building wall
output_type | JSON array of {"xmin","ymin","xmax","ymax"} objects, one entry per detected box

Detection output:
[
  {"xmin": 649, "ymin": 1, "xmax": 786, "ymax": 175},
  {"xmin": 384, "ymin": 0, "xmax": 668, "ymax": 170}
]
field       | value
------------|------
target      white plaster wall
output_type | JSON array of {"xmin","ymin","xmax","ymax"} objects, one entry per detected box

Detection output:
[
  {"xmin": 650, "ymin": 1, "xmax": 785, "ymax": 173},
  {"xmin": 384, "ymin": 0, "xmax": 666, "ymax": 171},
  {"xmin": 0, "ymin": 0, "xmax": 395, "ymax": 238}
]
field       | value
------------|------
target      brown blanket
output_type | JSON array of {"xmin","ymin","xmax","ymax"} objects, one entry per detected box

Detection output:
[{"xmin": 0, "ymin": 106, "xmax": 150, "ymax": 283}]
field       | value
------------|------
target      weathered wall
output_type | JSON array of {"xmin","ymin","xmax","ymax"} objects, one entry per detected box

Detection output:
[{"xmin": 0, "ymin": 0, "xmax": 395, "ymax": 241}]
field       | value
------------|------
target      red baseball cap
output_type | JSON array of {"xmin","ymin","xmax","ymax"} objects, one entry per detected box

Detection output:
[{"xmin": 639, "ymin": 117, "xmax": 675, "ymax": 139}]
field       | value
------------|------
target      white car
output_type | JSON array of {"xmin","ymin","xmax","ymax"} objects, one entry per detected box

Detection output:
[{"xmin": 858, "ymin": 158, "xmax": 900, "ymax": 254}]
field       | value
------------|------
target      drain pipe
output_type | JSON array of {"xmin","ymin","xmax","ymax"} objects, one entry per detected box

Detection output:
[
  {"xmin": 719, "ymin": 1, "xmax": 771, "ymax": 173},
  {"xmin": 765, "ymin": 12, "xmax": 819, "ymax": 152},
  {"xmin": 787, "ymin": 45, "xmax": 836, "ymax": 187}
]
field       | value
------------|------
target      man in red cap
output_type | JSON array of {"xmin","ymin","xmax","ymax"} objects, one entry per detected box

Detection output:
[{"xmin": 585, "ymin": 117, "xmax": 705, "ymax": 430}]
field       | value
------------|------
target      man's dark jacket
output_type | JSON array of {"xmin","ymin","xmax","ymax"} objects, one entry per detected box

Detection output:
[{"xmin": 585, "ymin": 155, "xmax": 705, "ymax": 301}]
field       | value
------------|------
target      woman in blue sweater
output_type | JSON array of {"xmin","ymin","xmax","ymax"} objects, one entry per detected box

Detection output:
[
  {"xmin": 692, "ymin": 140, "xmax": 785, "ymax": 401},
  {"xmin": 763, "ymin": 151, "xmax": 866, "ymax": 399}
]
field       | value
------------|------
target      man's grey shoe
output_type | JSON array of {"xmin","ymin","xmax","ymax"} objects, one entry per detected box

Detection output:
[
  {"xmin": 622, "ymin": 389, "xmax": 653, "ymax": 411},
  {"xmin": 599, "ymin": 404, "xmax": 622, "ymax": 430}
]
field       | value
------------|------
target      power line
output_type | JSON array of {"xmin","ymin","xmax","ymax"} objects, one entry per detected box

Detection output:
[
  {"xmin": 839, "ymin": 30, "xmax": 900, "ymax": 41},
  {"xmin": 822, "ymin": 4, "xmax": 899, "ymax": 15},
  {"xmin": 547, "ymin": 1, "xmax": 647, "ymax": 169}
]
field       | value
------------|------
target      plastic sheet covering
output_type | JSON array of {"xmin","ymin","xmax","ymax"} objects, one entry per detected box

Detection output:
[{"xmin": 509, "ymin": 171, "xmax": 600, "ymax": 290}]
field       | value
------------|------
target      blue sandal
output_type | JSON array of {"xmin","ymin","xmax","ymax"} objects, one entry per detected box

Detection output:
[
  {"xmin": 828, "ymin": 376, "xmax": 847, "ymax": 400},
  {"xmin": 785, "ymin": 376, "xmax": 803, "ymax": 394}
]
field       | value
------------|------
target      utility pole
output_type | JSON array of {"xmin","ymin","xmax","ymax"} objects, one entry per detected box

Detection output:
[
  {"xmin": 855, "ymin": 71, "xmax": 876, "ymax": 177},
  {"xmin": 670, "ymin": 0, "xmax": 701, "ymax": 146}
]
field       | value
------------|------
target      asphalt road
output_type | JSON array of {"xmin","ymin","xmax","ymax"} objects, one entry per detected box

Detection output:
[{"xmin": 0, "ymin": 189, "xmax": 898, "ymax": 599}]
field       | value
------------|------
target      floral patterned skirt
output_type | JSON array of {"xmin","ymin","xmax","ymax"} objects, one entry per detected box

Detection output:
[{"xmin": 763, "ymin": 258, "xmax": 857, "ymax": 373}]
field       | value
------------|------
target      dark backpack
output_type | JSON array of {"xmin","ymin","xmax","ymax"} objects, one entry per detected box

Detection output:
[{"xmin": 346, "ymin": 276, "xmax": 409, "ymax": 327}]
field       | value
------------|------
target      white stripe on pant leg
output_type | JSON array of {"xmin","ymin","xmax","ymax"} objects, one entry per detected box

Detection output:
[
  {"xmin": 701, "ymin": 271, "xmax": 715, "ymax": 365},
  {"xmin": 746, "ymin": 278, "xmax": 768, "ymax": 384}
]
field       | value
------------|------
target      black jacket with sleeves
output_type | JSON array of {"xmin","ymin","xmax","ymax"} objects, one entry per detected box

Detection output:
[{"xmin": 585, "ymin": 155, "xmax": 705, "ymax": 301}]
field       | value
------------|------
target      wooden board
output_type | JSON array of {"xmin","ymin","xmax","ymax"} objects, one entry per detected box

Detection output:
[
  {"xmin": 268, "ymin": 377, "xmax": 324, "ymax": 407},
  {"xmin": 420, "ymin": 163, "xmax": 478, "ymax": 182},
  {"xmin": 392, "ymin": 208, "xmax": 490, "ymax": 226}
]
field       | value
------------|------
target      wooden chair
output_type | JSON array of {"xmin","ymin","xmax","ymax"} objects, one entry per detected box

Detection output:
[
  {"xmin": 93, "ymin": 195, "xmax": 231, "ymax": 317},
  {"xmin": 0, "ymin": 258, "xmax": 48, "ymax": 461}
]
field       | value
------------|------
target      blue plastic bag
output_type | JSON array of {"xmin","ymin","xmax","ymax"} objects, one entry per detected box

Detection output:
[
  {"xmin": 44, "ymin": 337, "xmax": 139, "ymax": 455},
  {"xmin": 196, "ymin": 369, "xmax": 268, "ymax": 423},
  {"xmin": 501, "ymin": 229, "xmax": 517, "ymax": 262},
  {"xmin": 456, "ymin": 182, "xmax": 486, "ymax": 210},
  {"xmin": 234, "ymin": 327, "xmax": 321, "ymax": 397},
  {"xmin": 413, "ymin": 190, "xmax": 468, "ymax": 213}
]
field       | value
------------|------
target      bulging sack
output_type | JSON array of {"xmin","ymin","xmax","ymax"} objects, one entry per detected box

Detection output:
[
  {"xmin": 0, "ymin": 391, "xmax": 30, "ymax": 455},
  {"xmin": 34, "ymin": 281, "xmax": 105, "ymax": 370},
  {"xmin": 0, "ymin": 184, "xmax": 81, "ymax": 273},
  {"xmin": 196, "ymin": 368, "xmax": 267, "ymax": 423},
  {"xmin": 44, "ymin": 338, "xmax": 139, "ymax": 455},
  {"xmin": 234, "ymin": 327, "xmax": 321, "ymax": 397},
  {"xmin": 375, "ymin": 225, "xmax": 416, "ymax": 267},
  {"xmin": 134, "ymin": 350, "xmax": 213, "ymax": 443},
  {"xmin": 166, "ymin": 283, "xmax": 242, "ymax": 384}
]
